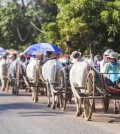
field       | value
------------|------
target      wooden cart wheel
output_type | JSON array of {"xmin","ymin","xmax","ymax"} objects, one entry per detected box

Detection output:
[
  {"xmin": 34, "ymin": 66, "xmax": 39, "ymax": 102},
  {"xmin": 12, "ymin": 80, "xmax": 16, "ymax": 94},
  {"xmin": 12, "ymin": 64, "xmax": 20, "ymax": 95},
  {"xmin": 83, "ymin": 70, "xmax": 95, "ymax": 121},
  {"xmin": 5, "ymin": 70, "xmax": 10, "ymax": 92},
  {"xmin": 59, "ymin": 70, "xmax": 66, "ymax": 111},
  {"xmin": 60, "ymin": 70, "xmax": 65, "ymax": 88},
  {"xmin": 59, "ymin": 93, "xmax": 66, "ymax": 111},
  {"xmin": 102, "ymin": 98, "xmax": 109, "ymax": 113}
]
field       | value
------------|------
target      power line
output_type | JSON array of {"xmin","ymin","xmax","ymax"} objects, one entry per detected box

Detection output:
[
  {"xmin": 30, "ymin": 21, "xmax": 46, "ymax": 34},
  {"xmin": 16, "ymin": 24, "xmax": 32, "ymax": 42}
]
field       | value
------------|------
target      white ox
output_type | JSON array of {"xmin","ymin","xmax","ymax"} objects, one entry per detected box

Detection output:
[
  {"xmin": 42, "ymin": 59, "xmax": 63, "ymax": 109},
  {"xmin": 26, "ymin": 59, "xmax": 39, "ymax": 102},
  {"xmin": 70, "ymin": 61, "xmax": 90, "ymax": 116},
  {"xmin": 0, "ymin": 57, "xmax": 9, "ymax": 92}
]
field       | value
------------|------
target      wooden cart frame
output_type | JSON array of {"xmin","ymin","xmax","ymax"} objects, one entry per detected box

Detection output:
[
  {"xmin": 46, "ymin": 65, "xmax": 72, "ymax": 110},
  {"xmin": 78, "ymin": 67, "xmax": 120, "ymax": 121},
  {"xmin": 12, "ymin": 62, "xmax": 47, "ymax": 99}
]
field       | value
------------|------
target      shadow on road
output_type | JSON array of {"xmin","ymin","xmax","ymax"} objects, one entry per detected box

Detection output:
[
  {"xmin": 0, "ymin": 92, "xmax": 13, "ymax": 97},
  {"xmin": 107, "ymin": 116, "xmax": 120, "ymax": 123},
  {"xmin": 0, "ymin": 102, "xmax": 65, "ymax": 117},
  {"xmin": 91, "ymin": 107, "xmax": 120, "ymax": 123}
]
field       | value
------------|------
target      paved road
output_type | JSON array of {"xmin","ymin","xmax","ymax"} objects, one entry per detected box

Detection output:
[{"xmin": 0, "ymin": 89, "xmax": 120, "ymax": 134}]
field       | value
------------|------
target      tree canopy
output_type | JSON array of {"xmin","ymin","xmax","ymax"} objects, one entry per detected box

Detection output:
[{"xmin": 0, "ymin": 0, "xmax": 120, "ymax": 54}]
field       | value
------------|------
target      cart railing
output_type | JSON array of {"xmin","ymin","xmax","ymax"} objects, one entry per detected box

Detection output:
[
  {"xmin": 90, "ymin": 67, "xmax": 106, "ymax": 94},
  {"xmin": 91, "ymin": 67, "xmax": 120, "ymax": 94}
]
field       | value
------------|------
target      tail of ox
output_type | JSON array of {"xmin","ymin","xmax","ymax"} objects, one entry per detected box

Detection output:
[
  {"xmin": 70, "ymin": 61, "xmax": 90, "ymax": 116},
  {"xmin": 42, "ymin": 59, "xmax": 63, "ymax": 109}
]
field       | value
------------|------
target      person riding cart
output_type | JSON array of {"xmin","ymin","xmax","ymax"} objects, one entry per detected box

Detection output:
[
  {"xmin": 100, "ymin": 49, "xmax": 114, "ymax": 73},
  {"xmin": 103, "ymin": 52, "xmax": 120, "ymax": 88}
]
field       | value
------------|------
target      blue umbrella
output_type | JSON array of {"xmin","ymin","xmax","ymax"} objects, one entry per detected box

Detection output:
[
  {"xmin": 24, "ymin": 43, "xmax": 62, "ymax": 55},
  {"xmin": 0, "ymin": 47, "xmax": 6, "ymax": 53},
  {"xmin": 51, "ymin": 44, "xmax": 62, "ymax": 54}
]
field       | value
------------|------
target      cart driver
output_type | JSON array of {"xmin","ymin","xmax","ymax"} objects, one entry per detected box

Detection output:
[{"xmin": 103, "ymin": 52, "xmax": 120, "ymax": 88}]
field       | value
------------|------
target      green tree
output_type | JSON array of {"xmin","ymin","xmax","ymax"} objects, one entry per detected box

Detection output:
[
  {"xmin": 0, "ymin": 0, "xmax": 120, "ymax": 53},
  {"xmin": 47, "ymin": 0, "xmax": 107, "ymax": 53},
  {"xmin": 37, "ymin": 0, "xmax": 120, "ymax": 53},
  {"xmin": 100, "ymin": 0, "xmax": 120, "ymax": 51},
  {"xmin": 0, "ymin": 0, "xmax": 57, "ymax": 50}
]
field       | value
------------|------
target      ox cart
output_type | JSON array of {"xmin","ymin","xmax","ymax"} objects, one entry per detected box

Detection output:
[
  {"xmin": 45, "ymin": 64, "xmax": 72, "ymax": 111},
  {"xmin": 12, "ymin": 61, "xmax": 47, "ymax": 99},
  {"xmin": 12, "ymin": 63, "xmax": 29, "ymax": 95},
  {"xmin": 79, "ymin": 67, "xmax": 120, "ymax": 121},
  {"xmin": 28, "ymin": 62, "xmax": 47, "ymax": 102},
  {"xmin": 58, "ymin": 65, "xmax": 72, "ymax": 111},
  {"xmin": 59, "ymin": 65, "xmax": 72, "ymax": 110}
]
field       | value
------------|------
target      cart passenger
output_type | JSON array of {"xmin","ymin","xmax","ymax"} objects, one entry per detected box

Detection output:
[
  {"xmin": 25, "ymin": 54, "xmax": 31, "ymax": 65},
  {"xmin": 8, "ymin": 54, "xmax": 18, "ymax": 79},
  {"xmin": 100, "ymin": 49, "xmax": 114, "ymax": 73},
  {"xmin": 59, "ymin": 53, "xmax": 69, "ymax": 66},
  {"xmin": 18, "ymin": 54, "xmax": 27, "ymax": 76},
  {"xmin": 103, "ymin": 52, "xmax": 120, "ymax": 87},
  {"xmin": 20, "ymin": 55, "xmax": 26, "ymax": 66}
]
